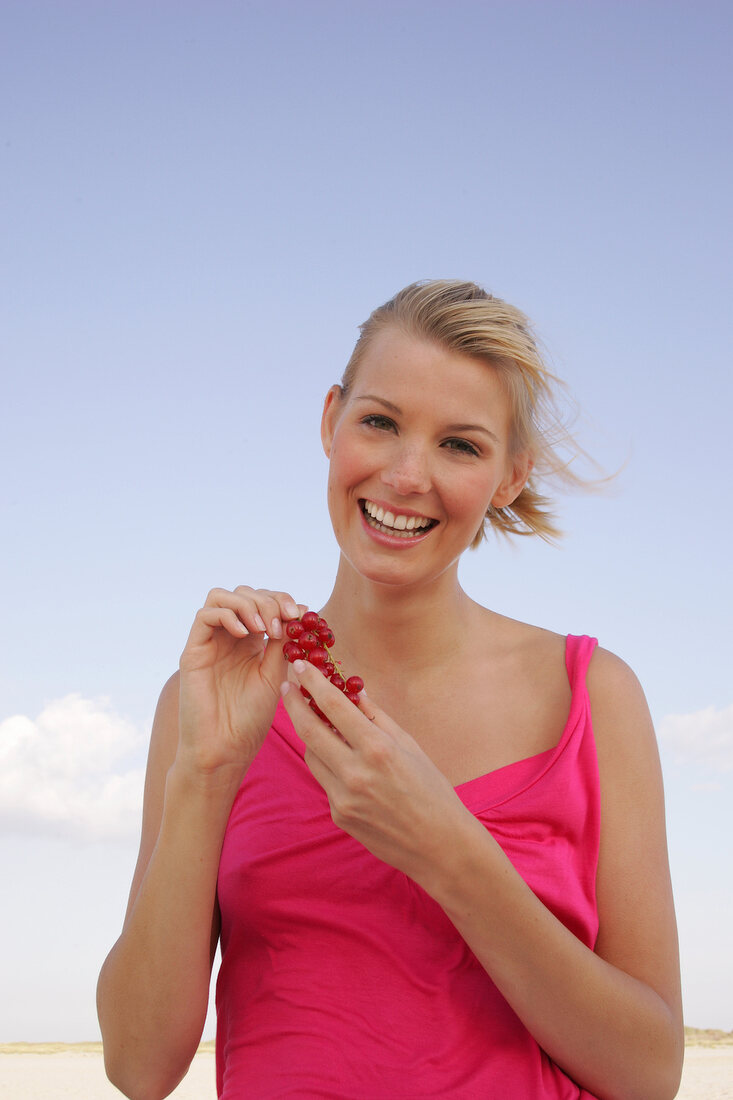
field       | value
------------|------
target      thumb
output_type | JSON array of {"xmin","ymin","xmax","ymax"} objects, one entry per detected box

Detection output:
[{"xmin": 260, "ymin": 632, "xmax": 290, "ymax": 694}]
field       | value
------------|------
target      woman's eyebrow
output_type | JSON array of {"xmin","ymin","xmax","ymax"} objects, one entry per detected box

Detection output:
[
  {"xmin": 354, "ymin": 394, "xmax": 402, "ymax": 414},
  {"xmin": 353, "ymin": 395, "xmax": 500, "ymax": 443},
  {"xmin": 447, "ymin": 423, "xmax": 500, "ymax": 443}
]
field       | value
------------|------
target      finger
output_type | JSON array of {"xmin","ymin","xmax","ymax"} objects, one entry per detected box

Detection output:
[
  {"xmin": 258, "ymin": 630, "xmax": 292, "ymax": 693},
  {"xmin": 203, "ymin": 587, "xmax": 270, "ymax": 634},
  {"xmin": 233, "ymin": 587, "xmax": 305, "ymax": 638},
  {"xmin": 280, "ymin": 679, "xmax": 352, "ymax": 771},
  {"xmin": 354, "ymin": 690, "xmax": 405, "ymax": 739},
  {"xmin": 204, "ymin": 587, "xmax": 301, "ymax": 639},
  {"xmin": 303, "ymin": 745, "xmax": 338, "ymax": 790},
  {"xmin": 181, "ymin": 605, "xmax": 253, "ymax": 668},
  {"xmin": 188, "ymin": 604, "xmax": 251, "ymax": 644},
  {"xmin": 358, "ymin": 692, "xmax": 377, "ymax": 723},
  {"xmin": 264, "ymin": 595, "xmax": 308, "ymax": 639},
  {"xmin": 287, "ymin": 660, "xmax": 376, "ymax": 749}
]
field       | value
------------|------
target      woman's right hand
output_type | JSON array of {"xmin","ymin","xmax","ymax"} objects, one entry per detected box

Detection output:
[
  {"xmin": 177, "ymin": 585, "xmax": 304, "ymax": 777},
  {"xmin": 98, "ymin": 586, "xmax": 301, "ymax": 1097}
]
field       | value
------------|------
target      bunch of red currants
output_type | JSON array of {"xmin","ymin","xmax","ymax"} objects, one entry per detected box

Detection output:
[{"xmin": 283, "ymin": 611, "xmax": 364, "ymax": 722}]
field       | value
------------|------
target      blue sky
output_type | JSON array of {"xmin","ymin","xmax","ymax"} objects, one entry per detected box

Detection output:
[{"xmin": 1, "ymin": 1, "xmax": 731, "ymax": 1041}]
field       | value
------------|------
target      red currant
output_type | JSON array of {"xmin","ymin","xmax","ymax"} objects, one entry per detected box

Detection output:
[
  {"xmin": 283, "ymin": 641, "xmax": 305, "ymax": 663},
  {"xmin": 317, "ymin": 624, "xmax": 335, "ymax": 648},
  {"xmin": 308, "ymin": 647, "xmax": 330, "ymax": 670},
  {"xmin": 282, "ymin": 611, "xmax": 365, "ymax": 714}
]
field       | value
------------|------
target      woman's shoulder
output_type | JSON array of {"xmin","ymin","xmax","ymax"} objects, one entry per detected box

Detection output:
[
  {"xmin": 579, "ymin": 647, "xmax": 661, "ymax": 802},
  {"xmin": 474, "ymin": 606, "xmax": 661, "ymax": 780},
  {"xmin": 497, "ymin": 620, "xmax": 652, "ymax": 731},
  {"xmin": 476, "ymin": 607, "xmax": 569, "ymax": 667},
  {"xmin": 512, "ymin": 628, "xmax": 660, "ymax": 783},
  {"xmin": 472, "ymin": 609, "xmax": 571, "ymax": 709},
  {"xmin": 588, "ymin": 643, "xmax": 655, "ymax": 725},
  {"xmin": 472, "ymin": 601, "xmax": 652, "ymax": 703}
]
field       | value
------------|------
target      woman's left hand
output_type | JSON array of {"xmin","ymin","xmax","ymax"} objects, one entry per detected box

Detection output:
[{"xmin": 281, "ymin": 660, "xmax": 468, "ymax": 885}]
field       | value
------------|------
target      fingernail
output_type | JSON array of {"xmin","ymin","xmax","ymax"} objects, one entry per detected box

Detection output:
[
  {"xmin": 285, "ymin": 602, "xmax": 300, "ymax": 619},
  {"xmin": 270, "ymin": 617, "xmax": 282, "ymax": 639},
  {"xmin": 254, "ymin": 614, "xmax": 266, "ymax": 632},
  {"xmin": 280, "ymin": 681, "xmax": 291, "ymax": 697},
  {"xmin": 292, "ymin": 659, "xmax": 306, "ymax": 674}
]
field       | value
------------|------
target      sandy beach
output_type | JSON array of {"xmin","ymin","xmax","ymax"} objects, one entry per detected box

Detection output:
[
  {"xmin": 0, "ymin": 1033, "xmax": 730, "ymax": 1098},
  {"xmin": 0, "ymin": 1042, "xmax": 217, "ymax": 1099}
]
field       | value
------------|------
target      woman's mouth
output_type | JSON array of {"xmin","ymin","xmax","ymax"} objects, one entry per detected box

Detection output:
[{"xmin": 360, "ymin": 499, "xmax": 438, "ymax": 539}]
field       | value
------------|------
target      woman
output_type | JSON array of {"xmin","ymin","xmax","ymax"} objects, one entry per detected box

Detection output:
[{"xmin": 97, "ymin": 281, "xmax": 683, "ymax": 1099}]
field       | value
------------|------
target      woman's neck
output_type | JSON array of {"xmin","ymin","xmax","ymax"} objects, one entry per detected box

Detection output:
[{"xmin": 318, "ymin": 557, "xmax": 485, "ymax": 678}]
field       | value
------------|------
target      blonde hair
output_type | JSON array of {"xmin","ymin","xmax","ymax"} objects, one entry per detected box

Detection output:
[{"xmin": 341, "ymin": 279, "xmax": 597, "ymax": 545}]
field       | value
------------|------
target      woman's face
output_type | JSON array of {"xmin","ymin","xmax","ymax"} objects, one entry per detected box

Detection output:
[{"xmin": 321, "ymin": 325, "xmax": 530, "ymax": 591}]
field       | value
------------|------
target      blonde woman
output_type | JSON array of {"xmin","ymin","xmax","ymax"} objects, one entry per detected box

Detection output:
[{"xmin": 98, "ymin": 281, "xmax": 683, "ymax": 1099}]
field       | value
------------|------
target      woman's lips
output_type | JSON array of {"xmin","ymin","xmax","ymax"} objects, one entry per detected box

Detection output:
[{"xmin": 359, "ymin": 498, "xmax": 438, "ymax": 540}]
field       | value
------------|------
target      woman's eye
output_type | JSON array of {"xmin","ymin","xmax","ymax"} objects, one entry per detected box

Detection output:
[
  {"xmin": 443, "ymin": 437, "xmax": 480, "ymax": 456},
  {"xmin": 361, "ymin": 414, "xmax": 396, "ymax": 431}
]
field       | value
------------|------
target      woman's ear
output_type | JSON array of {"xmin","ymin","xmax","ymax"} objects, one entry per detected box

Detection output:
[
  {"xmin": 321, "ymin": 385, "xmax": 343, "ymax": 458},
  {"xmin": 491, "ymin": 451, "xmax": 534, "ymax": 509}
]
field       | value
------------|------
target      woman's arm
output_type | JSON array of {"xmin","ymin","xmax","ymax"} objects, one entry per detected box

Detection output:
[
  {"xmin": 282, "ymin": 649, "xmax": 684, "ymax": 1100},
  {"xmin": 431, "ymin": 649, "xmax": 683, "ymax": 1100},
  {"xmin": 96, "ymin": 676, "xmax": 240, "ymax": 1100},
  {"xmin": 97, "ymin": 587, "xmax": 301, "ymax": 1100}
]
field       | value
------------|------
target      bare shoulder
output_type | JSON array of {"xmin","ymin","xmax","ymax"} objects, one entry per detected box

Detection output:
[
  {"xmin": 586, "ymin": 645, "xmax": 650, "ymax": 710},
  {"xmin": 472, "ymin": 611, "xmax": 572, "ymax": 752},
  {"xmin": 479, "ymin": 608, "xmax": 568, "ymax": 666},
  {"xmin": 585, "ymin": 646, "xmax": 659, "ymax": 770}
]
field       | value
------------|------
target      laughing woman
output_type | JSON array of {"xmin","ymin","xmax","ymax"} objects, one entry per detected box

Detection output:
[{"xmin": 97, "ymin": 280, "xmax": 683, "ymax": 1100}]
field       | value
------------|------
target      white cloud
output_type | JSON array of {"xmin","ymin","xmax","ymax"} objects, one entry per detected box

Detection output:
[
  {"xmin": 0, "ymin": 694, "xmax": 147, "ymax": 841},
  {"xmin": 659, "ymin": 703, "xmax": 733, "ymax": 772}
]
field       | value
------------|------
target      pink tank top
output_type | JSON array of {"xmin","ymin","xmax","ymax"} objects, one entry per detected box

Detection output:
[{"xmin": 216, "ymin": 635, "xmax": 600, "ymax": 1098}]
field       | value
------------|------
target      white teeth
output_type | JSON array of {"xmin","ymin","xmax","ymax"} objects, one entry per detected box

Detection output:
[{"xmin": 362, "ymin": 500, "xmax": 434, "ymax": 535}]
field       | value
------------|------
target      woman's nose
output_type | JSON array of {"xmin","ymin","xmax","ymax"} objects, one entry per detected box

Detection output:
[{"xmin": 380, "ymin": 443, "xmax": 431, "ymax": 495}]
